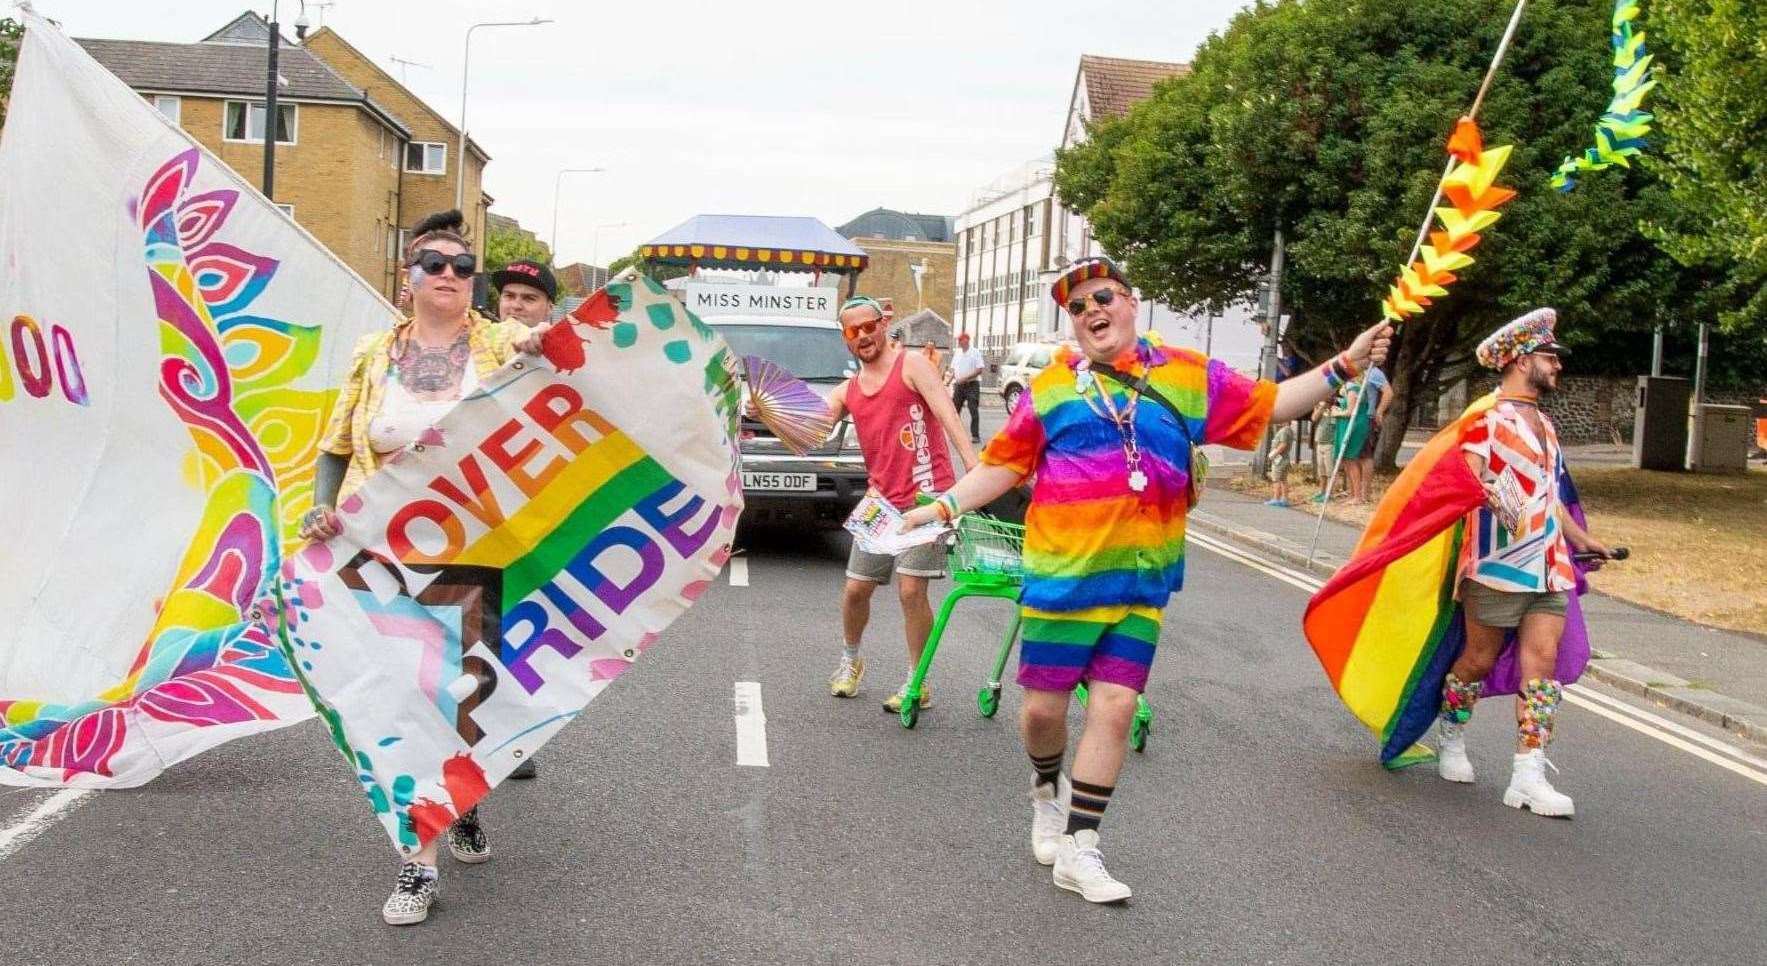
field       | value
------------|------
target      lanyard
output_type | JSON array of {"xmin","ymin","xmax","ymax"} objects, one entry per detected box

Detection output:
[{"xmin": 1077, "ymin": 364, "xmax": 1148, "ymax": 493}]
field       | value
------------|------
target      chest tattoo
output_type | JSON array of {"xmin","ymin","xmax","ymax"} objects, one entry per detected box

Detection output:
[{"xmin": 395, "ymin": 330, "xmax": 471, "ymax": 399}]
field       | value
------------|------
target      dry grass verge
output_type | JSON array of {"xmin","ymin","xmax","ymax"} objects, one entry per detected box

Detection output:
[{"xmin": 1229, "ymin": 466, "xmax": 1767, "ymax": 636}]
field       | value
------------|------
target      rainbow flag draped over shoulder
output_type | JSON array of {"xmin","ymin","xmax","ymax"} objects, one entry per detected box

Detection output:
[{"xmin": 1303, "ymin": 394, "xmax": 1591, "ymax": 768}]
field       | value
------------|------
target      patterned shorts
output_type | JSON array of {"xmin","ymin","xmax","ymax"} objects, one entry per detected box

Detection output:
[{"xmin": 1017, "ymin": 604, "xmax": 1163, "ymax": 694}]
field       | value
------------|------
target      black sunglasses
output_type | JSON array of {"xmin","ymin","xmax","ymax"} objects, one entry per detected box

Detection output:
[
  {"xmin": 1066, "ymin": 287, "xmax": 1125, "ymax": 317},
  {"xmin": 410, "ymin": 249, "xmax": 477, "ymax": 278}
]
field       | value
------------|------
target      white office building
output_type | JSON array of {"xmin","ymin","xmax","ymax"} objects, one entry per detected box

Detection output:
[{"xmin": 953, "ymin": 56, "xmax": 1263, "ymax": 374}]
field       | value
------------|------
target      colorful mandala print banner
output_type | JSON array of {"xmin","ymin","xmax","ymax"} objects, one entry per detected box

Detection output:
[
  {"xmin": 269, "ymin": 277, "xmax": 742, "ymax": 853},
  {"xmin": 0, "ymin": 14, "xmax": 394, "ymax": 787}
]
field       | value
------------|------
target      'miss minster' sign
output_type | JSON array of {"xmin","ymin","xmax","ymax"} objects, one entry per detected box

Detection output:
[{"xmin": 681, "ymin": 282, "xmax": 839, "ymax": 322}]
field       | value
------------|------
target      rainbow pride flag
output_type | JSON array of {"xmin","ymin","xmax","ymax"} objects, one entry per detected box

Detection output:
[{"xmin": 1303, "ymin": 394, "xmax": 1591, "ymax": 767}]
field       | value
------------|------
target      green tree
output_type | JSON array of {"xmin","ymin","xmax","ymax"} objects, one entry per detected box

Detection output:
[
  {"xmin": 606, "ymin": 247, "xmax": 642, "ymax": 276},
  {"xmin": 1645, "ymin": 0, "xmax": 1766, "ymax": 335},
  {"xmin": 482, "ymin": 224, "xmax": 552, "ymax": 276},
  {"xmin": 1, "ymin": 17, "xmax": 24, "ymax": 132},
  {"xmin": 1055, "ymin": 0, "xmax": 1708, "ymax": 466}
]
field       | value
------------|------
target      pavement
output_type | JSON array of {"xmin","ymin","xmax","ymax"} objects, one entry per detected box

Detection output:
[{"xmin": 1188, "ymin": 487, "xmax": 1767, "ymax": 743}]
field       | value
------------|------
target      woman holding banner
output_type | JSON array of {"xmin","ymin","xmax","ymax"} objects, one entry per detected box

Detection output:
[{"xmin": 299, "ymin": 212, "xmax": 547, "ymax": 926}]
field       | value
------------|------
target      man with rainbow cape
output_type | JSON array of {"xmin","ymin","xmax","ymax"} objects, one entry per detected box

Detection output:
[{"xmin": 1305, "ymin": 309, "xmax": 1615, "ymax": 817}]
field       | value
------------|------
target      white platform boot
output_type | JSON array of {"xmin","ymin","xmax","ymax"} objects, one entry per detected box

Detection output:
[{"xmin": 1503, "ymin": 749, "xmax": 1574, "ymax": 817}]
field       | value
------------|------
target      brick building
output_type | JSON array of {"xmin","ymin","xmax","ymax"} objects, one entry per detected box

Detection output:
[
  {"xmin": 952, "ymin": 55, "xmax": 1260, "ymax": 373},
  {"xmin": 838, "ymin": 208, "xmax": 955, "ymax": 324},
  {"xmin": 78, "ymin": 12, "xmax": 494, "ymax": 301},
  {"xmin": 301, "ymin": 24, "xmax": 491, "ymax": 265}
]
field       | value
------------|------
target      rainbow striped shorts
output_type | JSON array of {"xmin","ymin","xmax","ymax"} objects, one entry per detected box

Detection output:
[{"xmin": 1016, "ymin": 604, "xmax": 1164, "ymax": 694}]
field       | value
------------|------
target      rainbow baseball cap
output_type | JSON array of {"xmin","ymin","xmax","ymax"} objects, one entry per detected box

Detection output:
[{"xmin": 1050, "ymin": 256, "xmax": 1131, "ymax": 307}]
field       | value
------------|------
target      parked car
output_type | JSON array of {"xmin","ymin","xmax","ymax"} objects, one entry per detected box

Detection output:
[
  {"xmin": 996, "ymin": 341, "xmax": 1062, "ymax": 411},
  {"xmin": 711, "ymin": 316, "xmax": 869, "ymax": 528}
]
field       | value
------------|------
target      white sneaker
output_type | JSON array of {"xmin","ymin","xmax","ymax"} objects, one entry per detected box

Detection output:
[
  {"xmin": 1030, "ymin": 775, "xmax": 1071, "ymax": 865},
  {"xmin": 1503, "ymin": 750, "xmax": 1574, "ymax": 818},
  {"xmin": 1436, "ymin": 721, "xmax": 1475, "ymax": 784},
  {"xmin": 381, "ymin": 862, "xmax": 439, "ymax": 926},
  {"xmin": 1052, "ymin": 829, "xmax": 1132, "ymax": 903}
]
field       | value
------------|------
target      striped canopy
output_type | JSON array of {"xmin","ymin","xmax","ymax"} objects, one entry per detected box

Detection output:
[{"xmin": 641, "ymin": 214, "xmax": 869, "ymax": 272}]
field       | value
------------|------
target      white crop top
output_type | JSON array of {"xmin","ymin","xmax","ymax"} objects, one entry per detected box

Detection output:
[{"xmin": 368, "ymin": 363, "xmax": 479, "ymax": 455}]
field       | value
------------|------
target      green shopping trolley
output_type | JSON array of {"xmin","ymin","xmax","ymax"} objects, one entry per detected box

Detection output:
[{"xmin": 896, "ymin": 513, "xmax": 1153, "ymax": 752}]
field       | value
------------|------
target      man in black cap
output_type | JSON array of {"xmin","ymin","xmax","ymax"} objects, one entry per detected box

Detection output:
[
  {"xmin": 490, "ymin": 258, "xmax": 555, "ymax": 783},
  {"xmin": 492, "ymin": 259, "xmax": 558, "ymax": 327}
]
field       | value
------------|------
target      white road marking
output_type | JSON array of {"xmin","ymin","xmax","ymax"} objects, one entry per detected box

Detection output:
[
  {"xmin": 728, "ymin": 557, "xmax": 749, "ymax": 587},
  {"xmin": 1188, "ymin": 530, "xmax": 1767, "ymax": 785},
  {"xmin": 0, "ymin": 789, "xmax": 92, "ymax": 862},
  {"xmin": 733, "ymin": 681, "xmax": 769, "ymax": 767}
]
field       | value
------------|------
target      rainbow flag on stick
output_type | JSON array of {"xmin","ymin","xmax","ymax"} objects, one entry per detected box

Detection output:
[{"xmin": 1303, "ymin": 395, "xmax": 1592, "ymax": 767}]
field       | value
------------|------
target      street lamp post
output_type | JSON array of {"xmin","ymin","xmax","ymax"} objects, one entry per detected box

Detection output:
[
  {"xmin": 263, "ymin": 1, "xmax": 283, "ymax": 199},
  {"xmin": 550, "ymin": 168, "xmax": 605, "ymax": 259},
  {"xmin": 456, "ymin": 17, "xmax": 552, "ymax": 213}
]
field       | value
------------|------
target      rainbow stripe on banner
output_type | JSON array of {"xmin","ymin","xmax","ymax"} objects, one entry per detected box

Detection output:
[{"xmin": 1302, "ymin": 395, "xmax": 1591, "ymax": 767}]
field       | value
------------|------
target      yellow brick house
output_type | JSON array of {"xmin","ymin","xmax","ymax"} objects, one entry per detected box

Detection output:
[{"xmin": 78, "ymin": 12, "xmax": 495, "ymax": 300}]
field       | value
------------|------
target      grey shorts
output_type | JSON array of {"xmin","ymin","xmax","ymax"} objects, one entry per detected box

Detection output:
[
  {"xmin": 847, "ymin": 538, "xmax": 947, "ymax": 583},
  {"xmin": 1460, "ymin": 579, "xmax": 1568, "ymax": 629}
]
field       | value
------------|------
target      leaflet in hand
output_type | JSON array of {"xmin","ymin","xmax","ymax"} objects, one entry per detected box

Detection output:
[{"xmin": 844, "ymin": 494, "xmax": 949, "ymax": 556}]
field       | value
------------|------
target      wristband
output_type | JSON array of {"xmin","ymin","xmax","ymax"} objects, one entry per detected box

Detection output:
[
  {"xmin": 935, "ymin": 493, "xmax": 960, "ymax": 523},
  {"xmin": 1323, "ymin": 363, "xmax": 1344, "ymax": 391},
  {"xmin": 1337, "ymin": 351, "xmax": 1362, "ymax": 380}
]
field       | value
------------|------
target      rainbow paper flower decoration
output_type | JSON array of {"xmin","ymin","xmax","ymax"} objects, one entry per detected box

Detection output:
[
  {"xmin": 1551, "ymin": 0, "xmax": 1656, "ymax": 191},
  {"xmin": 1381, "ymin": 118, "xmax": 1517, "ymax": 324}
]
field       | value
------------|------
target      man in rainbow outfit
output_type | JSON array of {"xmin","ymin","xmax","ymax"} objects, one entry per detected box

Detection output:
[{"xmin": 904, "ymin": 257, "xmax": 1391, "ymax": 903}]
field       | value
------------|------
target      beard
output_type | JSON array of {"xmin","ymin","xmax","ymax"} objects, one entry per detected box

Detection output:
[
  {"xmin": 1526, "ymin": 361, "xmax": 1559, "ymax": 394},
  {"xmin": 848, "ymin": 337, "xmax": 882, "ymax": 364}
]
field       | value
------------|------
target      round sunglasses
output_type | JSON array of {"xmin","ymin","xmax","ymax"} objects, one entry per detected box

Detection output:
[{"xmin": 410, "ymin": 249, "xmax": 478, "ymax": 278}]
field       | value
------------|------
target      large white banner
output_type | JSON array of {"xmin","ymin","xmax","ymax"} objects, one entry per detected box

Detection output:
[{"xmin": 0, "ymin": 13, "xmax": 393, "ymax": 786}]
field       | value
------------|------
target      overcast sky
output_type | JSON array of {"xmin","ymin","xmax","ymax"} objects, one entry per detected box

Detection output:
[{"xmin": 51, "ymin": 0, "xmax": 1251, "ymax": 267}]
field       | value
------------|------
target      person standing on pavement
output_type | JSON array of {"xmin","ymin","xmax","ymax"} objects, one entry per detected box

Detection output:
[
  {"xmin": 487, "ymin": 256, "xmax": 558, "ymax": 782},
  {"xmin": 1434, "ymin": 309, "xmax": 1610, "ymax": 817},
  {"xmin": 825, "ymin": 296, "xmax": 979, "ymax": 711},
  {"xmin": 949, "ymin": 331, "xmax": 986, "ymax": 443},
  {"xmin": 1349, "ymin": 366, "xmax": 1393, "ymax": 502},
  {"xmin": 1310, "ymin": 398, "xmax": 1339, "ymax": 501},
  {"xmin": 1266, "ymin": 420, "xmax": 1297, "ymax": 507},
  {"xmin": 301, "ymin": 214, "xmax": 550, "ymax": 926},
  {"xmin": 901, "ymin": 256, "xmax": 1391, "ymax": 903}
]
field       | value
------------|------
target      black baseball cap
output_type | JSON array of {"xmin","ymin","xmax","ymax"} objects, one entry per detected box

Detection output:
[{"xmin": 491, "ymin": 259, "xmax": 557, "ymax": 303}]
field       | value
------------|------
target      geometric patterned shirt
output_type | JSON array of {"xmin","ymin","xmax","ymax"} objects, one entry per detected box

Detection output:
[{"xmin": 1457, "ymin": 400, "xmax": 1577, "ymax": 594}]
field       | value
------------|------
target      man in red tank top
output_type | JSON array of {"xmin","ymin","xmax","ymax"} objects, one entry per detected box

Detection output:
[{"xmin": 826, "ymin": 296, "xmax": 978, "ymax": 712}]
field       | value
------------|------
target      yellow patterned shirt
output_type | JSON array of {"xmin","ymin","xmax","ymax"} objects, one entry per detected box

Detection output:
[{"xmin": 318, "ymin": 311, "xmax": 526, "ymax": 499}]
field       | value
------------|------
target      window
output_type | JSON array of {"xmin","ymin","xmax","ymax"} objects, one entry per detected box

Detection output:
[
  {"xmin": 223, "ymin": 100, "xmax": 296, "ymax": 143},
  {"xmin": 404, "ymin": 141, "xmax": 448, "ymax": 175},
  {"xmin": 152, "ymin": 95, "xmax": 181, "ymax": 123},
  {"xmin": 274, "ymin": 203, "xmax": 295, "ymax": 218}
]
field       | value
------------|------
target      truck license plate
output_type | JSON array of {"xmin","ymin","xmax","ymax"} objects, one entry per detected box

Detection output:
[{"xmin": 742, "ymin": 471, "xmax": 816, "ymax": 492}]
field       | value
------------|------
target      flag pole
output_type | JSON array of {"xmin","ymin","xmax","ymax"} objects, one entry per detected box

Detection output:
[{"xmin": 1307, "ymin": 0, "xmax": 1530, "ymax": 564}]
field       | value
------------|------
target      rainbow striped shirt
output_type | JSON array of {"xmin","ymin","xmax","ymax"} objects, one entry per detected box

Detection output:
[{"xmin": 981, "ymin": 340, "xmax": 1275, "ymax": 613}]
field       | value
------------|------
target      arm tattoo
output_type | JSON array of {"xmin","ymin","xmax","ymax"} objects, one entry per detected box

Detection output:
[{"xmin": 394, "ymin": 329, "xmax": 471, "ymax": 399}]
